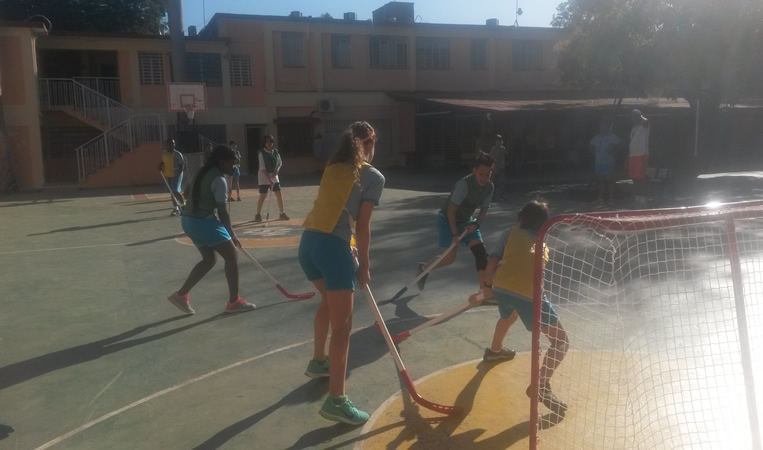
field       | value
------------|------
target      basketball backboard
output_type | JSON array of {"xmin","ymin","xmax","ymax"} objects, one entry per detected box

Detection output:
[{"xmin": 167, "ymin": 83, "xmax": 207, "ymax": 112}]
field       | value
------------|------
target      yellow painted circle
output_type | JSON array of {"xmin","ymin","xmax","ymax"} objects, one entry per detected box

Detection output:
[
  {"xmin": 357, "ymin": 354, "xmax": 537, "ymax": 450},
  {"xmin": 175, "ymin": 219, "xmax": 303, "ymax": 248},
  {"xmin": 357, "ymin": 351, "xmax": 753, "ymax": 449}
]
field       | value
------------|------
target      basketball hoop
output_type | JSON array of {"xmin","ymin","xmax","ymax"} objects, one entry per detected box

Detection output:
[{"xmin": 183, "ymin": 104, "xmax": 196, "ymax": 121}]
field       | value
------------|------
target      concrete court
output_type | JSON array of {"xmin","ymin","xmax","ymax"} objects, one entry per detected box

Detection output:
[{"xmin": 2, "ymin": 170, "xmax": 763, "ymax": 449}]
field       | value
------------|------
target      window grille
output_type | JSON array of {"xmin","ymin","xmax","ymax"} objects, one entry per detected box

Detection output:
[{"xmin": 139, "ymin": 52, "xmax": 164, "ymax": 85}]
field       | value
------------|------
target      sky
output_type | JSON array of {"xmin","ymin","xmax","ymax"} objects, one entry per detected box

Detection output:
[{"xmin": 182, "ymin": 0, "xmax": 563, "ymax": 33}]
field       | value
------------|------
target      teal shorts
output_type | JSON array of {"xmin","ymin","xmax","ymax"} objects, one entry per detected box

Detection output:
[
  {"xmin": 181, "ymin": 215, "xmax": 231, "ymax": 248},
  {"xmin": 437, "ymin": 213, "xmax": 482, "ymax": 248},
  {"xmin": 299, "ymin": 230, "xmax": 355, "ymax": 291},
  {"xmin": 494, "ymin": 289, "xmax": 558, "ymax": 331},
  {"xmin": 167, "ymin": 173, "xmax": 183, "ymax": 192}
]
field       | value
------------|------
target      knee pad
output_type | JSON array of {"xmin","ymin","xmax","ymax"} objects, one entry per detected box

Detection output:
[{"xmin": 470, "ymin": 243, "xmax": 488, "ymax": 271}]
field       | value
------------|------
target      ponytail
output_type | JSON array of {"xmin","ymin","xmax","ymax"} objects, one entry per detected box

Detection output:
[{"xmin": 191, "ymin": 145, "xmax": 235, "ymax": 213}]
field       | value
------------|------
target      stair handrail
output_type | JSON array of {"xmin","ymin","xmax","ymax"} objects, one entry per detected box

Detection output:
[
  {"xmin": 39, "ymin": 78, "xmax": 133, "ymax": 129},
  {"xmin": 75, "ymin": 114, "xmax": 166, "ymax": 181}
]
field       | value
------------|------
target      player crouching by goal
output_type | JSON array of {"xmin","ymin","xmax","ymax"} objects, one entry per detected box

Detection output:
[{"xmin": 470, "ymin": 199, "xmax": 569, "ymax": 416}]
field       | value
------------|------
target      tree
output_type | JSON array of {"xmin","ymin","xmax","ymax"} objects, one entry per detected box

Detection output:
[
  {"xmin": 320, "ymin": 12, "xmax": 333, "ymax": 19},
  {"xmin": 0, "ymin": 0, "xmax": 168, "ymax": 34},
  {"xmin": 552, "ymin": 0, "xmax": 763, "ymax": 108}
]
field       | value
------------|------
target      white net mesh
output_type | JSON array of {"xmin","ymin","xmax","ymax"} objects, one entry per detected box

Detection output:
[
  {"xmin": 534, "ymin": 202, "xmax": 763, "ymax": 449},
  {"xmin": 183, "ymin": 152, "xmax": 205, "ymax": 190}
]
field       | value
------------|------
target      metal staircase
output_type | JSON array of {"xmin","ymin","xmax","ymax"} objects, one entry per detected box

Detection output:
[{"xmin": 38, "ymin": 78, "xmax": 166, "ymax": 181}]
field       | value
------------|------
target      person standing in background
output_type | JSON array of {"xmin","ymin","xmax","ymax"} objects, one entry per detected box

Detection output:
[
  {"xmin": 489, "ymin": 135, "xmax": 507, "ymax": 200},
  {"xmin": 628, "ymin": 109, "xmax": 650, "ymax": 208},
  {"xmin": 228, "ymin": 140, "xmax": 242, "ymax": 202},
  {"xmin": 255, "ymin": 135, "xmax": 289, "ymax": 222},
  {"xmin": 589, "ymin": 120, "xmax": 621, "ymax": 203},
  {"xmin": 158, "ymin": 138, "xmax": 186, "ymax": 216}
]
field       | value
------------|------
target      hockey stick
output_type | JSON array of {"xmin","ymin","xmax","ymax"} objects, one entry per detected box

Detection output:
[
  {"xmin": 239, "ymin": 247, "xmax": 315, "ymax": 300},
  {"xmin": 363, "ymin": 283, "xmax": 463, "ymax": 415},
  {"xmin": 160, "ymin": 173, "xmax": 182, "ymax": 210},
  {"xmin": 389, "ymin": 228, "xmax": 470, "ymax": 302},
  {"xmin": 389, "ymin": 300, "xmax": 473, "ymax": 343},
  {"xmin": 265, "ymin": 188, "xmax": 273, "ymax": 226}
]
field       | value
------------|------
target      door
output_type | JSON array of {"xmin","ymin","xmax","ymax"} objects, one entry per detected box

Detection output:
[{"xmin": 276, "ymin": 119, "xmax": 312, "ymax": 157}]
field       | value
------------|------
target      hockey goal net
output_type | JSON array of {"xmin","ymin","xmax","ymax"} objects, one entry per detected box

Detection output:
[{"xmin": 531, "ymin": 201, "xmax": 763, "ymax": 449}]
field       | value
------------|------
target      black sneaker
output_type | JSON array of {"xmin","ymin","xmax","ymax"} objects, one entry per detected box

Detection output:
[
  {"xmin": 527, "ymin": 382, "xmax": 568, "ymax": 416},
  {"xmin": 483, "ymin": 347, "xmax": 516, "ymax": 362},
  {"xmin": 416, "ymin": 262, "xmax": 429, "ymax": 290}
]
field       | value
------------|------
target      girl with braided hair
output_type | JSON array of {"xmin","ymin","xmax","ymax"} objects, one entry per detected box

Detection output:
[
  {"xmin": 299, "ymin": 121, "xmax": 385, "ymax": 425},
  {"xmin": 166, "ymin": 145, "xmax": 256, "ymax": 315}
]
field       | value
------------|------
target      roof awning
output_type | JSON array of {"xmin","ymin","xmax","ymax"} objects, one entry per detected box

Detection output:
[{"xmin": 424, "ymin": 97, "xmax": 691, "ymax": 112}]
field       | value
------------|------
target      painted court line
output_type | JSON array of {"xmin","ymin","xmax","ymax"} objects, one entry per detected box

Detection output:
[
  {"xmin": 0, "ymin": 243, "xmax": 132, "ymax": 256},
  {"xmin": 35, "ymin": 340, "xmax": 312, "ymax": 450},
  {"xmin": 36, "ymin": 310, "xmax": 492, "ymax": 449}
]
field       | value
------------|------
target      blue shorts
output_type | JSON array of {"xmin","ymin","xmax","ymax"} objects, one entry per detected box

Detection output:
[
  {"xmin": 233, "ymin": 168, "xmax": 241, "ymax": 177},
  {"xmin": 595, "ymin": 161, "xmax": 615, "ymax": 177},
  {"xmin": 494, "ymin": 289, "xmax": 558, "ymax": 331},
  {"xmin": 437, "ymin": 213, "xmax": 482, "ymax": 248},
  {"xmin": 167, "ymin": 174, "xmax": 183, "ymax": 192},
  {"xmin": 299, "ymin": 230, "xmax": 355, "ymax": 291},
  {"xmin": 181, "ymin": 215, "xmax": 231, "ymax": 248}
]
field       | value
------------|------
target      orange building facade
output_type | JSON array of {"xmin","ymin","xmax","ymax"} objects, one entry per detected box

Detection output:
[{"xmin": 0, "ymin": 4, "xmax": 566, "ymax": 190}]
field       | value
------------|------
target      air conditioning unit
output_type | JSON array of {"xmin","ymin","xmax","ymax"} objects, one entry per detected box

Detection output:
[{"xmin": 318, "ymin": 99, "xmax": 335, "ymax": 113}]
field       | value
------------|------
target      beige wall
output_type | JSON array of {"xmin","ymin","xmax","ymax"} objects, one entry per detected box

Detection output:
[
  {"xmin": 273, "ymin": 30, "xmax": 313, "ymax": 92},
  {"xmin": 18, "ymin": 17, "xmax": 567, "ymax": 188},
  {"xmin": 221, "ymin": 21, "xmax": 267, "ymax": 107},
  {"xmin": 1, "ymin": 26, "xmax": 45, "ymax": 190}
]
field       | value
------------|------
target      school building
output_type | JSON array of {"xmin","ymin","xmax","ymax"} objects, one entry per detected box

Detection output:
[{"xmin": 2, "ymin": 1, "xmax": 726, "ymax": 192}]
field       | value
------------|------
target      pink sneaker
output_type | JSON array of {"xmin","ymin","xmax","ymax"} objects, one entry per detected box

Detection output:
[
  {"xmin": 225, "ymin": 297, "xmax": 256, "ymax": 313},
  {"xmin": 167, "ymin": 292, "xmax": 195, "ymax": 315}
]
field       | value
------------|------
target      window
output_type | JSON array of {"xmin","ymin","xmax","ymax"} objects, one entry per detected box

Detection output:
[
  {"xmin": 229, "ymin": 54, "xmax": 252, "ymax": 86},
  {"xmin": 282, "ymin": 32, "xmax": 304, "ymax": 67},
  {"xmin": 185, "ymin": 53, "xmax": 223, "ymax": 87},
  {"xmin": 331, "ymin": 35, "xmax": 351, "ymax": 68},
  {"xmin": 139, "ymin": 52, "xmax": 164, "ymax": 85},
  {"xmin": 370, "ymin": 37, "xmax": 408, "ymax": 69},
  {"xmin": 471, "ymin": 39, "xmax": 487, "ymax": 70},
  {"xmin": 512, "ymin": 40, "xmax": 543, "ymax": 70},
  {"xmin": 416, "ymin": 37, "xmax": 450, "ymax": 70}
]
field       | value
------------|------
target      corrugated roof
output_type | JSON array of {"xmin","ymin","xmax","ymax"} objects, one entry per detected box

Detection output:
[{"xmin": 425, "ymin": 97, "xmax": 691, "ymax": 111}]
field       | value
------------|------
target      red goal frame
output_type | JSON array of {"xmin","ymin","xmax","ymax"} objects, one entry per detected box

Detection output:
[{"xmin": 530, "ymin": 200, "xmax": 763, "ymax": 448}]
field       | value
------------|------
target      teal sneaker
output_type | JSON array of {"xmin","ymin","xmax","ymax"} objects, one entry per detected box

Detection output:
[
  {"xmin": 304, "ymin": 358, "xmax": 330, "ymax": 379},
  {"xmin": 319, "ymin": 396, "xmax": 370, "ymax": 425}
]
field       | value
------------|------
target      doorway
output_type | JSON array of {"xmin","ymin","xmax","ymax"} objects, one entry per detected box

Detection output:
[{"xmin": 276, "ymin": 119, "xmax": 312, "ymax": 157}]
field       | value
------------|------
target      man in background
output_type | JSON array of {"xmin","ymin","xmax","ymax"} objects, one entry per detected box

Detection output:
[
  {"xmin": 628, "ymin": 109, "xmax": 650, "ymax": 208},
  {"xmin": 489, "ymin": 134, "xmax": 507, "ymax": 200}
]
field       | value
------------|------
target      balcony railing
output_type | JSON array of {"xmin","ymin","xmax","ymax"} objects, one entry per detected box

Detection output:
[
  {"xmin": 75, "ymin": 114, "xmax": 166, "ymax": 181},
  {"xmin": 39, "ymin": 78, "xmax": 132, "ymax": 130},
  {"xmin": 72, "ymin": 77, "xmax": 121, "ymax": 102}
]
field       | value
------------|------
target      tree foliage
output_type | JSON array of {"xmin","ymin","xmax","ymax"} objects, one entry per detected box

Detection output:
[
  {"xmin": 0, "ymin": 0, "xmax": 168, "ymax": 34},
  {"xmin": 552, "ymin": 0, "xmax": 763, "ymax": 107}
]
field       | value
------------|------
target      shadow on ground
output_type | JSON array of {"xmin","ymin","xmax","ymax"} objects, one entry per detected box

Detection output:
[{"xmin": 0, "ymin": 314, "xmax": 242, "ymax": 390}]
